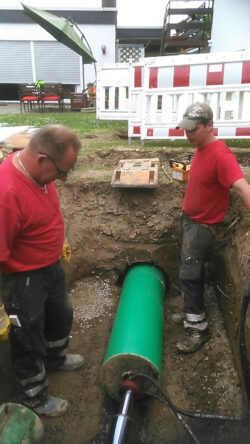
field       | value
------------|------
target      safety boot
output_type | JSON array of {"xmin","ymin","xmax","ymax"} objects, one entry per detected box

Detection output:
[
  {"xmin": 57, "ymin": 354, "xmax": 84, "ymax": 371},
  {"xmin": 30, "ymin": 395, "xmax": 68, "ymax": 417},
  {"xmin": 171, "ymin": 311, "xmax": 186, "ymax": 324},
  {"xmin": 177, "ymin": 327, "xmax": 209, "ymax": 353}
]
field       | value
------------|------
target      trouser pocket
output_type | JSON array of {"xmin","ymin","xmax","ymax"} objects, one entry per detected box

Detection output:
[{"xmin": 1, "ymin": 272, "xmax": 46, "ymax": 356}]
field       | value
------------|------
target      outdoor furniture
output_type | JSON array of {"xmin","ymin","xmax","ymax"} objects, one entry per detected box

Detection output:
[
  {"xmin": 40, "ymin": 83, "xmax": 64, "ymax": 111},
  {"xmin": 18, "ymin": 84, "xmax": 40, "ymax": 113},
  {"xmin": 70, "ymin": 93, "xmax": 84, "ymax": 111}
]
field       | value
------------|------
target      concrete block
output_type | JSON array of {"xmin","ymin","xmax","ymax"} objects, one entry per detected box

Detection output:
[{"xmin": 111, "ymin": 158, "xmax": 159, "ymax": 188}]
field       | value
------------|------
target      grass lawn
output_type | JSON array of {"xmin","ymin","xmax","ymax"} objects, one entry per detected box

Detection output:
[
  {"xmin": 0, "ymin": 112, "xmax": 127, "ymax": 138},
  {"xmin": 0, "ymin": 112, "xmax": 249, "ymax": 152}
]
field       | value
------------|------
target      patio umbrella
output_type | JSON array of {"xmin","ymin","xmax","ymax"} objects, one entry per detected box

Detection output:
[{"xmin": 21, "ymin": 3, "xmax": 96, "ymax": 64}]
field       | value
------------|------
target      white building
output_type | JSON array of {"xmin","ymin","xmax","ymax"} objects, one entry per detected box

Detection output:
[
  {"xmin": 210, "ymin": 0, "xmax": 250, "ymax": 52},
  {"xmin": 0, "ymin": 0, "xmax": 250, "ymax": 100},
  {"xmin": 0, "ymin": 0, "xmax": 117, "ymax": 99}
]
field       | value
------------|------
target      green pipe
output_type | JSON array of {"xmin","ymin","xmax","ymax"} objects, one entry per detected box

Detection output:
[
  {"xmin": 101, "ymin": 264, "xmax": 166, "ymax": 400},
  {"xmin": 0, "ymin": 403, "xmax": 43, "ymax": 444}
]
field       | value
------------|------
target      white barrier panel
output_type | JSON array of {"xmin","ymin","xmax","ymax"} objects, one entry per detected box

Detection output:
[
  {"xmin": 96, "ymin": 63, "xmax": 131, "ymax": 120},
  {"xmin": 96, "ymin": 51, "xmax": 250, "ymax": 140},
  {"xmin": 136, "ymin": 85, "xmax": 250, "ymax": 141}
]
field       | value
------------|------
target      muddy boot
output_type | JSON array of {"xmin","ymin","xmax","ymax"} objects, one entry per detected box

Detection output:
[
  {"xmin": 171, "ymin": 311, "xmax": 186, "ymax": 324},
  {"xmin": 57, "ymin": 354, "xmax": 84, "ymax": 371},
  {"xmin": 30, "ymin": 395, "xmax": 68, "ymax": 417},
  {"xmin": 177, "ymin": 328, "xmax": 209, "ymax": 353}
]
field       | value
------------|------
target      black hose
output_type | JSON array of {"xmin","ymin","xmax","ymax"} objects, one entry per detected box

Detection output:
[
  {"xmin": 129, "ymin": 373, "xmax": 242, "ymax": 444},
  {"xmin": 131, "ymin": 373, "xmax": 242, "ymax": 421},
  {"xmin": 149, "ymin": 392, "xmax": 241, "ymax": 422},
  {"xmin": 239, "ymin": 278, "xmax": 250, "ymax": 401},
  {"xmin": 131, "ymin": 373, "xmax": 201, "ymax": 444}
]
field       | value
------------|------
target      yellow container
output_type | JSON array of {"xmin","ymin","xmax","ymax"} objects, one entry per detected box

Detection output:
[
  {"xmin": 171, "ymin": 167, "xmax": 189, "ymax": 182},
  {"xmin": 169, "ymin": 154, "xmax": 193, "ymax": 182}
]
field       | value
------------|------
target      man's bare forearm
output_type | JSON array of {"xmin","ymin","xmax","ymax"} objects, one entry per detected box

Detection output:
[{"xmin": 233, "ymin": 178, "xmax": 250, "ymax": 210}]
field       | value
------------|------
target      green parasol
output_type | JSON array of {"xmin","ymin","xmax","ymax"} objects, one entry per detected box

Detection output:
[{"xmin": 22, "ymin": 3, "xmax": 96, "ymax": 64}]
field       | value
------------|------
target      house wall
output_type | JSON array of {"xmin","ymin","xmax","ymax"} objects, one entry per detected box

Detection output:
[
  {"xmin": 0, "ymin": 0, "xmax": 116, "ymax": 98},
  {"xmin": 211, "ymin": 0, "xmax": 250, "ymax": 52},
  {"xmin": 78, "ymin": 24, "xmax": 116, "ymax": 89},
  {"xmin": 0, "ymin": 23, "xmax": 115, "ymax": 91}
]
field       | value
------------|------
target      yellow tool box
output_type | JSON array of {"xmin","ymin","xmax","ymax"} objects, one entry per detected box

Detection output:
[{"xmin": 169, "ymin": 154, "xmax": 193, "ymax": 182}]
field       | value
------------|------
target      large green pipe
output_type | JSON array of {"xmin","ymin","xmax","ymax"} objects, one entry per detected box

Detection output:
[{"xmin": 101, "ymin": 264, "xmax": 166, "ymax": 400}]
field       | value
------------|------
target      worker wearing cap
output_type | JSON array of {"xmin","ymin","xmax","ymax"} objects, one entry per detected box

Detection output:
[{"xmin": 172, "ymin": 102, "xmax": 250, "ymax": 353}]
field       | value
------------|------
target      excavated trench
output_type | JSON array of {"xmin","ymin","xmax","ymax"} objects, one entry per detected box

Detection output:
[{"xmin": 0, "ymin": 148, "xmax": 250, "ymax": 444}]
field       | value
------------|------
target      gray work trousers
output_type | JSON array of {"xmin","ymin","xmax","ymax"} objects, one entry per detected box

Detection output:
[
  {"xmin": 179, "ymin": 212, "xmax": 215, "ymax": 329},
  {"xmin": 1, "ymin": 261, "xmax": 73, "ymax": 406}
]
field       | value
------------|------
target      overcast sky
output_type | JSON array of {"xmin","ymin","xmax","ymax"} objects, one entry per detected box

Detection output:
[{"xmin": 116, "ymin": 0, "xmax": 167, "ymax": 27}]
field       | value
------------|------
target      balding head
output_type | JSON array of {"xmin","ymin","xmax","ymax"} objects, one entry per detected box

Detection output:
[{"xmin": 28, "ymin": 124, "xmax": 81, "ymax": 160}]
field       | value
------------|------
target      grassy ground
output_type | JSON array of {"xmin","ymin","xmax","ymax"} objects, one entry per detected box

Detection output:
[
  {"xmin": 0, "ymin": 112, "xmax": 126, "ymax": 139},
  {"xmin": 0, "ymin": 112, "xmax": 250, "ymax": 153}
]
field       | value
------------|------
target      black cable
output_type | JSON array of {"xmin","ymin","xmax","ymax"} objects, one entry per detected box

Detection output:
[
  {"xmin": 128, "ymin": 372, "xmax": 243, "ymax": 444},
  {"xmin": 130, "ymin": 373, "xmax": 201, "ymax": 444},
  {"xmin": 149, "ymin": 391, "xmax": 241, "ymax": 422},
  {"xmin": 131, "ymin": 373, "xmax": 242, "ymax": 421},
  {"xmin": 175, "ymin": 411, "xmax": 201, "ymax": 444}
]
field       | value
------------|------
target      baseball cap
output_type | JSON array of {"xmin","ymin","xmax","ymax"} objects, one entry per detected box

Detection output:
[{"xmin": 176, "ymin": 102, "xmax": 213, "ymax": 130}]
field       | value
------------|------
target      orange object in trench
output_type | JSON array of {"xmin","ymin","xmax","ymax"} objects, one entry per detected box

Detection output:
[{"xmin": 169, "ymin": 154, "xmax": 193, "ymax": 181}]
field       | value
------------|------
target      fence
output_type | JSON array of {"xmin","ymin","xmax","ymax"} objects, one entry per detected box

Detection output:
[{"xmin": 96, "ymin": 50, "xmax": 250, "ymax": 143}]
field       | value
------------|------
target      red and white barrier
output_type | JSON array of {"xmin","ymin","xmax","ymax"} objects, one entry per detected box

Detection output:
[{"xmin": 96, "ymin": 51, "xmax": 250, "ymax": 141}]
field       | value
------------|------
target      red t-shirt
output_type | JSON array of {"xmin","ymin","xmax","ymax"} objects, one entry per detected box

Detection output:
[
  {"xmin": 182, "ymin": 140, "xmax": 244, "ymax": 224},
  {"xmin": 0, "ymin": 152, "xmax": 64, "ymax": 273}
]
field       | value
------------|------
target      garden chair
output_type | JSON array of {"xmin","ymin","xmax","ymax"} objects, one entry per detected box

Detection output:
[
  {"xmin": 18, "ymin": 84, "xmax": 41, "ymax": 113},
  {"xmin": 40, "ymin": 83, "xmax": 64, "ymax": 111}
]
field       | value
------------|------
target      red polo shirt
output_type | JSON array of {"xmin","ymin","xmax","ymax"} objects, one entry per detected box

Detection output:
[
  {"xmin": 0, "ymin": 153, "xmax": 64, "ymax": 273},
  {"xmin": 182, "ymin": 140, "xmax": 244, "ymax": 224}
]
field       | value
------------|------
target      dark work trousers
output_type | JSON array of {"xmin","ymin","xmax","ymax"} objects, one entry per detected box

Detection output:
[
  {"xmin": 179, "ymin": 212, "xmax": 215, "ymax": 330},
  {"xmin": 1, "ymin": 261, "xmax": 73, "ymax": 407}
]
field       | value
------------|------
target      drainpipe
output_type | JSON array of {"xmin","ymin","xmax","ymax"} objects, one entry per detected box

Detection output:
[{"xmin": 101, "ymin": 264, "xmax": 166, "ymax": 443}]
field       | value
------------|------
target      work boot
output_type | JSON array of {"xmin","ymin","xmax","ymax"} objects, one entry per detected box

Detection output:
[
  {"xmin": 177, "ymin": 328, "xmax": 209, "ymax": 353},
  {"xmin": 171, "ymin": 311, "xmax": 186, "ymax": 324},
  {"xmin": 57, "ymin": 354, "xmax": 84, "ymax": 371},
  {"xmin": 31, "ymin": 395, "xmax": 68, "ymax": 417}
]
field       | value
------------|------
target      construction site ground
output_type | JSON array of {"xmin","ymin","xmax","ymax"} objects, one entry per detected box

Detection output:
[{"xmin": 0, "ymin": 133, "xmax": 250, "ymax": 444}]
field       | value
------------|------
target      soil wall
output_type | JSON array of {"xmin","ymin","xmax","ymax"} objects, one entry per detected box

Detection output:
[{"xmin": 0, "ymin": 148, "xmax": 249, "ymax": 443}]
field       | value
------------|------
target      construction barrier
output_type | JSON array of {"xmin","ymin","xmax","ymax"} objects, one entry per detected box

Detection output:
[{"xmin": 96, "ymin": 50, "xmax": 250, "ymax": 143}]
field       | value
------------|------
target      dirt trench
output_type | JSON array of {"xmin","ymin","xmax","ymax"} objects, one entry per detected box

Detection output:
[{"xmin": 0, "ymin": 148, "xmax": 250, "ymax": 444}]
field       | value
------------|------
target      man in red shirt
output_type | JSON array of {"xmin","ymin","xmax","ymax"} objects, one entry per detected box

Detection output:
[
  {"xmin": 173, "ymin": 102, "xmax": 250, "ymax": 353},
  {"xmin": 0, "ymin": 124, "xmax": 83, "ymax": 416}
]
